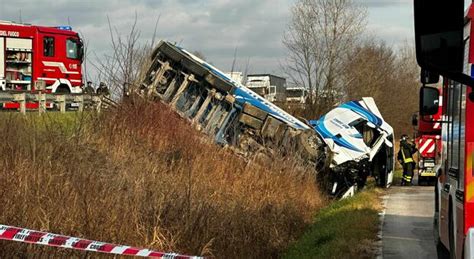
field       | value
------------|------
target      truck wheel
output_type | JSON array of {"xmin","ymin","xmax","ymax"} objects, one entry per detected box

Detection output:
[
  {"xmin": 54, "ymin": 85, "xmax": 71, "ymax": 110},
  {"xmin": 56, "ymin": 85, "xmax": 70, "ymax": 94}
]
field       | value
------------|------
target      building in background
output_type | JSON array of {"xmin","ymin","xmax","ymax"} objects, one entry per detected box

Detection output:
[
  {"xmin": 286, "ymin": 85, "xmax": 307, "ymax": 104},
  {"xmin": 246, "ymin": 74, "xmax": 287, "ymax": 103}
]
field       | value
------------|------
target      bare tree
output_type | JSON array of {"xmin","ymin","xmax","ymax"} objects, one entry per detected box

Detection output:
[
  {"xmin": 344, "ymin": 39, "xmax": 396, "ymax": 100},
  {"xmin": 387, "ymin": 42, "xmax": 420, "ymax": 136},
  {"xmin": 242, "ymin": 57, "xmax": 251, "ymax": 85},
  {"xmin": 91, "ymin": 13, "xmax": 160, "ymax": 100},
  {"xmin": 283, "ymin": 0, "xmax": 367, "ymax": 117},
  {"xmin": 344, "ymin": 39, "xmax": 420, "ymax": 136}
]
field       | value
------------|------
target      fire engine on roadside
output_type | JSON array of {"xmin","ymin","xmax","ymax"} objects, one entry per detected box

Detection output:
[
  {"xmin": 0, "ymin": 21, "xmax": 84, "ymax": 108},
  {"xmin": 413, "ymin": 87, "xmax": 443, "ymax": 185},
  {"xmin": 415, "ymin": 0, "xmax": 474, "ymax": 257}
]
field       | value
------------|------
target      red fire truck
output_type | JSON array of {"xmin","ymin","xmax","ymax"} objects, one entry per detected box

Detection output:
[
  {"xmin": 414, "ymin": 88, "xmax": 443, "ymax": 185},
  {"xmin": 0, "ymin": 21, "xmax": 84, "ymax": 108},
  {"xmin": 415, "ymin": 0, "xmax": 474, "ymax": 257}
]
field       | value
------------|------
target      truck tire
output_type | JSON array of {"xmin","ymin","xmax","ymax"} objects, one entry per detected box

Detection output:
[
  {"xmin": 54, "ymin": 84, "xmax": 71, "ymax": 110},
  {"xmin": 56, "ymin": 84, "xmax": 70, "ymax": 94}
]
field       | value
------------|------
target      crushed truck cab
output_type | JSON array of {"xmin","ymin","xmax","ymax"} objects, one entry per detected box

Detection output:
[{"xmin": 311, "ymin": 98, "xmax": 394, "ymax": 197}]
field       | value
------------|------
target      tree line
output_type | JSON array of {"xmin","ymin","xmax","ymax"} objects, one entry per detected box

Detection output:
[{"xmin": 283, "ymin": 0, "xmax": 419, "ymax": 136}]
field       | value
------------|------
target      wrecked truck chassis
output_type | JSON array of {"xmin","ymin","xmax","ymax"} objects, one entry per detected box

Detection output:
[{"xmin": 138, "ymin": 41, "xmax": 393, "ymax": 198}]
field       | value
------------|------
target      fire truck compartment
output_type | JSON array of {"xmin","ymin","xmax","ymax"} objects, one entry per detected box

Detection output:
[{"xmin": 6, "ymin": 38, "xmax": 32, "ymax": 50}]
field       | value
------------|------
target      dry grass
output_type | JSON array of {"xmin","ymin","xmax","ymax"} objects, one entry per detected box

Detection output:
[{"xmin": 0, "ymin": 101, "xmax": 323, "ymax": 258}]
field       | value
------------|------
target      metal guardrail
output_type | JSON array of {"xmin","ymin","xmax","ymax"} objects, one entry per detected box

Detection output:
[{"xmin": 0, "ymin": 91, "xmax": 115, "ymax": 114}]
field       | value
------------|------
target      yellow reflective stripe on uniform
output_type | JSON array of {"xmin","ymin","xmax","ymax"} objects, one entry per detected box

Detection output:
[{"xmin": 401, "ymin": 148, "xmax": 414, "ymax": 163}]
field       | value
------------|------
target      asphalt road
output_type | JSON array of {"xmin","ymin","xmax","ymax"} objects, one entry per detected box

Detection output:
[{"xmin": 381, "ymin": 185, "xmax": 438, "ymax": 259}]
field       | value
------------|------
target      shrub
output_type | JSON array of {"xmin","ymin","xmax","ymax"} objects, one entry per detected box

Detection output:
[{"xmin": 0, "ymin": 103, "xmax": 323, "ymax": 258}]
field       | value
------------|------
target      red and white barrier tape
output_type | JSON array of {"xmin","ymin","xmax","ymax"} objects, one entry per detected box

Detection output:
[{"xmin": 0, "ymin": 224, "xmax": 202, "ymax": 258}]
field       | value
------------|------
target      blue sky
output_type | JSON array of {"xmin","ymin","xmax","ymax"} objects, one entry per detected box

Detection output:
[{"xmin": 0, "ymin": 0, "xmax": 416, "ymax": 78}]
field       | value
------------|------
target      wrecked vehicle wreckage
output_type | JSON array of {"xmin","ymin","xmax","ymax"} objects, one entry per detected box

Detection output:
[
  {"xmin": 311, "ymin": 98, "xmax": 394, "ymax": 197},
  {"xmin": 137, "ymin": 41, "xmax": 394, "ymax": 198}
]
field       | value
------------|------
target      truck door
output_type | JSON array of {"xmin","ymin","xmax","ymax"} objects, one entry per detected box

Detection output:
[
  {"xmin": 440, "ymin": 80, "xmax": 454, "ymax": 247},
  {"xmin": 64, "ymin": 37, "xmax": 83, "ymax": 88},
  {"xmin": 37, "ymin": 33, "xmax": 83, "ymax": 92},
  {"xmin": 37, "ymin": 34, "xmax": 57, "ymax": 88}
]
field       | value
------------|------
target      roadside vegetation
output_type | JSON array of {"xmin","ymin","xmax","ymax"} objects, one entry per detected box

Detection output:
[
  {"xmin": 0, "ymin": 101, "xmax": 323, "ymax": 258},
  {"xmin": 284, "ymin": 181, "xmax": 383, "ymax": 259},
  {"xmin": 283, "ymin": 0, "xmax": 419, "ymax": 137}
]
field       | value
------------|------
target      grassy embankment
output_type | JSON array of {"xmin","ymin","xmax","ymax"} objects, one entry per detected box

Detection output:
[
  {"xmin": 284, "ymin": 181, "xmax": 383, "ymax": 259},
  {"xmin": 0, "ymin": 102, "xmax": 323, "ymax": 258}
]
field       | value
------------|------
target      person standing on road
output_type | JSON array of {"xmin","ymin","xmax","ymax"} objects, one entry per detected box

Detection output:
[{"xmin": 397, "ymin": 134, "xmax": 417, "ymax": 186}]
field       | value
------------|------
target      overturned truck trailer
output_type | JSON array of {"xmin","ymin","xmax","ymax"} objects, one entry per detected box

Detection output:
[{"xmin": 140, "ymin": 41, "xmax": 394, "ymax": 197}]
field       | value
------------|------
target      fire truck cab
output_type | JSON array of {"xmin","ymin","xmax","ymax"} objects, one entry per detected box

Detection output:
[
  {"xmin": 415, "ymin": 0, "xmax": 474, "ymax": 257},
  {"xmin": 414, "ymin": 87, "xmax": 443, "ymax": 185},
  {"xmin": 0, "ymin": 21, "xmax": 83, "ymax": 97}
]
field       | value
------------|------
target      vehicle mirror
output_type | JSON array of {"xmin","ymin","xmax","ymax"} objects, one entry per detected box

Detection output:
[
  {"xmin": 78, "ymin": 41, "xmax": 84, "ymax": 63},
  {"xmin": 420, "ymin": 86, "xmax": 440, "ymax": 116},
  {"xmin": 414, "ymin": 0, "xmax": 469, "ymax": 82},
  {"xmin": 412, "ymin": 114, "xmax": 419, "ymax": 126},
  {"xmin": 420, "ymin": 69, "xmax": 439, "ymax": 85},
  {"xmin": 384, "ymin": 138, "xmax": 393, "ymax": 148}
]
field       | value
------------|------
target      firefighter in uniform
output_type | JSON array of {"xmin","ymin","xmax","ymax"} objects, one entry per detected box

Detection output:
[
  {"xmin": 397, "ymin": 134, "xmax": 417, "ymax": 185},
  {"xmin": 96, "ymin": 82, "xmax": 110, "ymax": 96},
  {"xmin": 84, "ymin": 81, "xmax": 95, "ymax": 94}
]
